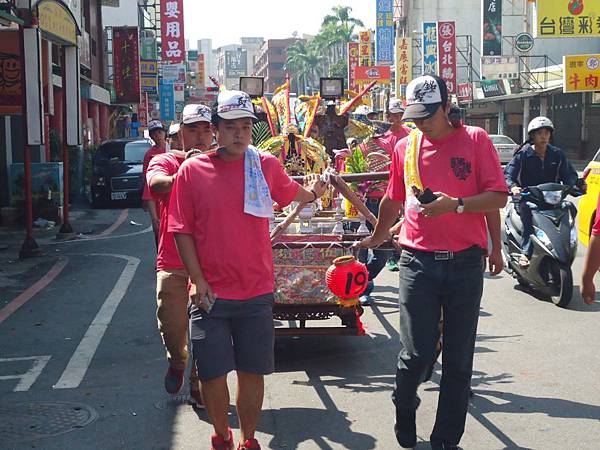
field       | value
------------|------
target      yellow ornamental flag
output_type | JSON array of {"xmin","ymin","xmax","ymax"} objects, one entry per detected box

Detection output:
[
  {"xmin": 563, "ymin": 54, "xmax": 600, "ymax": 92},
  {"xmin": 536, "ymin": 0, "xmax": 600, "ymax": 38}
]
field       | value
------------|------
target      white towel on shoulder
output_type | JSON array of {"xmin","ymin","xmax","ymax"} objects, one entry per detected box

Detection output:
[{"xmin": 244, "ymin": 146, "xmax": 274, "ymax": 218}]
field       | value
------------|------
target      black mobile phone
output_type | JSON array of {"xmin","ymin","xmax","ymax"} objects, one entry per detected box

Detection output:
[{"xmin": 417, "ymin": 188, "xmax": 438, "ymax": 204}]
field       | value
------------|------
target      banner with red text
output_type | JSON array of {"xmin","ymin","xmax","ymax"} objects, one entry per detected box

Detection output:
[
  {"xmin": 160, "ymin": 0, "xmax": 185, "ymax": 64},
  {"xmin": 437, "ymin": 21, "xmax": 457, "ymax": 94}
]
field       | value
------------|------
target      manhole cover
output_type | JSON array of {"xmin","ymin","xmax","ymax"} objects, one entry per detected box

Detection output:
[
  {"xmin": 0, "ymin": 401, "xmax": 98, "ymax": 443},
  {"xmin": 154, "ymin": 394, "xmax": 192, "ymax": 410}
]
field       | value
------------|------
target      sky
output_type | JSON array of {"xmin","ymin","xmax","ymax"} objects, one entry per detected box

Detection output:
[{"xmin": 183, "ymin": 0, "xmax": 376, "ymax": 49}]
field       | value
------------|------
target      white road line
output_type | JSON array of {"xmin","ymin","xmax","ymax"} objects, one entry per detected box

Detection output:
[
  {"xmin": 0, "ymin": 356, "xmax": 52, "ymax": 391},
  {"xmin": 42, "ymin": 226, "xmax": 152, "ymax": 246},
  {"xmin": 53, "ymin": 254, "xmax": 140, "ymax": 389}
]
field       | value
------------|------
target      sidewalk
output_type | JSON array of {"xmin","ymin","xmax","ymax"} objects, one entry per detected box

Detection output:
[{"xmin": 0, "ymin": 206, "xmax": 137, "ymax": 296}]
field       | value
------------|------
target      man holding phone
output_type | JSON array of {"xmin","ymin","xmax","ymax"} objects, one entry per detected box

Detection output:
[{"xmin": 359, "ymin": 75, "xmax": 507, "ymax": 450}]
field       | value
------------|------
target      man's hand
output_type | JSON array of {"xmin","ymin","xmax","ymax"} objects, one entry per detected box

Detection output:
[
  {"xmin": 581, "ymin": 277, "xmax": 596, "ymax": 305},
  {"xmin": 487, "ymin": 247, "xmax": 503, "ymax": 276},
  {"xmin": 189, "ymin": 275, "xmax": 216, "ymax": 312},
  {"xmin": 421, "ymin": 193, "xmax": 458, "ymax": 218},
  {"xmin": 510, "ymin": 186, "xmax": 522, "ymax": 196},
  {"xmin": 356, "ymin": 233, "xmax": 388, "ymax": 249},
  {"xmin": 305, "ymin": 174, "xmax": 327, "ymax": 199},
  {"xmin": 151, "ymin": 217, "xmax": 160, "ymax": 232}
]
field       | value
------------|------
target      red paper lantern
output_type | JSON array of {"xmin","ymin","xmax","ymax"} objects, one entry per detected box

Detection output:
[{"xmin": 326, "ymin": 255, "xmax": 369, "ymax": 307}]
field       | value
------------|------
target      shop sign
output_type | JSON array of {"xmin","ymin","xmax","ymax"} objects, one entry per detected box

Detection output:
[
  {"xmin": 481, "ymin": 55, "xmax": 519, "ymax": 80},
  {"xmin": 563, "ymin": 54, "xmax": 600, "ymax": 93},
  {"xmin": 422, "ymin": 22, "xmax": 438, "ymax": 75},
  {"xmin": 225, "ymin": 50, "xmax": 247, "ymax": 78},
  {"xmin": 457, "ymin": 82, "xmax": 473, "ymax": 103},
  {"xmin": 359, "ymin": 31, "xmax": 371, "ymax": 66},
  {"xmin": 375, "ymin": 0, "xmax": 394, "ymax": 66},
  {"xmin": 437, "ymin": 21, "xmax": 457, "ymax": 94},
  {"xmin": 37, "ymin": 1, "xmax": 77, "ymax": 45},
  {"xmin": 160, "ymin": 0, "xmax": 185, "ymax": 64},
  {"xmin": 395, "ymin": 37, "xmax": 412, "ymax": 97},
  {"xmin": 515, "ymin": 32, "xmax": 534, "ymax": 52},
  {"xmin": 482, "ymin": 0, "xmax": 502, "ymax": 56},
  {"xmin": 0, "ymin": 30, "xmax": 21, "ymax": 115},
  {"xmin": 112, "ymin": 27, "xmax": 140, "ymax": 104},
  {"xmin": 536, "ymin": 0, "xmax": 600, "ymax": 38},
  {"xmin": 141, "ymin": 37, "xmax": 157, "ymax": 60},
  {"xmin": 197, "ymin": 53, "xmax": 205, "ymax": 88},
  {"xmin": 159, "ymin": 82, "xmax": 175, "ymax": 121},
  {"xmin": 480, "ymin": 79, "xmax": 506, "ymax": 97},
  {"xmin": 354, "ymin": 66, "xmax": 391, "ymax": 84},
  {"xmin": 348, "ymin": 42, "xmax": 359, "ymax": 91}
]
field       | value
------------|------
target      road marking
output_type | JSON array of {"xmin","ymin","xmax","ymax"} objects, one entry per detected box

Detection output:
[
  {"xmin": 0, "ymin": 258, "xmax": 68, "ymax": 325},
  {"xmin": 42, "ymin": 226, "xmax": 152, "ymax": 245},
  {"xmin": 97, "ymin": 208, "xmax": 129, "ymax": 237},
  {"xmin": 0, "ymin": 356, "xmax": 51, "ymax": 391},
  {"xmin": 53, "ymin": 254, "xmax": 140, "ymax": 389}
]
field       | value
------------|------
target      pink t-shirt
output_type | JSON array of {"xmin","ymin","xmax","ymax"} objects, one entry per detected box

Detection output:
[
  {"xmin": 142, "ymin": 145, "xmax": 165, "ymax": 200},
  {"xmin": 387, "ymin": 125, "xmax": 507, "ymax": 252},
  {"xmin": 168, "ymin": 151, "xmax": 300, "ymax": 300},
  {"xmin": 146, "ymin": 152, "xmax": 185, "ymax": 271},
  {"xmin": 592, "ymin": 194, "xmax": 600, "ymax": 236}
]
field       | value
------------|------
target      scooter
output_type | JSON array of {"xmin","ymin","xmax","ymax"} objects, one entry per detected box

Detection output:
[{"xmin": 502, "ymin": 182, "xmax": 585, "ymax": 308}]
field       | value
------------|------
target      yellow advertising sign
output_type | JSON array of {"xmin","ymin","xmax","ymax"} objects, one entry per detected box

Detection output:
[
  {"xmin": 536, "ymin": 0, "xmax": 600, "ymax": 38},
  {"xmin": 358, "ymin": 30, "xmax": 371, "ymax": 66},
  {"xmin": 37, "ymin": 1, "xmax": 77, "ymax": 45},
  {"xmin": 563, "ymin": 54, "xmax": 600, "ymax": 92},
  {"xmin": 395, "ymin": 37, "xmax": 412, "ymax": 98}
]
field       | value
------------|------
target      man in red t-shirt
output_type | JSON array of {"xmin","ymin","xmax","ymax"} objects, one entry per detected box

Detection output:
[
  {"xmin": 146, "ymin": 104, "xmax": 214, "ymax": 407},
  {"xmin": 143, "ymin": 120, "xmax": 167, "ymax": 246},
  {"xmin": 169, "ymin": 90, "xmax": 327, "ymax": 450},
  {"xmin": 359, "ymin": 75, "xmax": 507, "ymax": 450},
  {"xmin": 581, "ymin": 194, "xmax": 600, "ymax": 305}
]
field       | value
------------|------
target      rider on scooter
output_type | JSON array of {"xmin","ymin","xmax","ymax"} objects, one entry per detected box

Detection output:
[{"xmin": 504, "ymin": 116, "xmax": 578, "ymax": 267}]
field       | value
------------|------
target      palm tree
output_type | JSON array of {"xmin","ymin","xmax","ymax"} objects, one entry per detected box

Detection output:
[
  {"xmin": 285, "ymin": 40, "xmax": 323, "ymax": 94},
  {"xmin": 322, "ymin": 5, "xmax": 365, "ymax": 30},
  {"xmin": 320, "ymin": 6, "xmax": 364, "ymax": 68}
]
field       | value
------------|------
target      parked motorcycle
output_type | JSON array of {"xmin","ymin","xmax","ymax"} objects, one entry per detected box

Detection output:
[{"xmin": 502, "ymin": 181, "xmax": 585, "ymax": 307}]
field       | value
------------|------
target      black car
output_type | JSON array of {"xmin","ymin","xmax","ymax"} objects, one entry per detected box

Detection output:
[{"xmin": 90, "ymin": 138, "xmax": 152, "ymax": 208}]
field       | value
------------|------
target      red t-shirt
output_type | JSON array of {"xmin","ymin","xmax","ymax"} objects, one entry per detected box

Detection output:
[
  {"xmin": 142, "ymin": 145, "xmax": 165, "ymax": 201},
  {"xmin": 592, "ymin": 194, "xmax": 600, "ymax": 236},
  {"xmin": 168, "ymin": 151, "xmax": 300, "ymax": 300},
  {"xmin": 146, "ymin": 152, "xmax": 185, "ymax": 271},
  {"xmin": 387, "ymin": 125, "xmax": 507, "ymax": 252}
]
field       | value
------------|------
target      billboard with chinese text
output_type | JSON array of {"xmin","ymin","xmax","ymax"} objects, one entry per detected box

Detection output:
[
  {"xmin": 225, "ymin": 50, "xmax": 247, "ymax": 78},
  {"xmin": 482, "ymin": 0, "xmax": 502, "ymax": 56},
  {"xmin": 536, "ymin": 1, "xmax": 600, "ymax": 38},
  {"xmin": 359, "ymin": 31, "xmax": 372, "ymax": 66},
  {"xmin": 348, "ymin": 42, "xmax": 359, "ymax": 91},
  {"xmin": 112, "ymin": 27, "xmax": 140, "ymax": 104},
  {"xmin": 160, "ymin": 0, "xmax": 185, "ymax": 64},
  {"xmin": 395, "ymin": 37, "xmax": 412, "ymax": 97},
  {"xmin": 563, "ymin": 54, "xmax": 600, "ymax": 92},
  {"xmin": 376, "ymin": 0, "xmax": 394, "ymax": 66},
  {"xmin": 437, "ymin": 21, "xmax": 456, "ymax": 94},
  {"xmin": 422, "ymin": 22, "xmax": 438, "ymax": 75}
]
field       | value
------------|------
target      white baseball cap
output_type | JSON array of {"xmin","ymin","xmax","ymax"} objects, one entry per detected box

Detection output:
[
  {"xmin": 354, "ymin": 105, "xmax": 372, "ymax": 116},
  {"xmin": 402, "ymin": 75, "xmax": 448, "ymax": 121},
  {"xmin": 148, "ymin": 120, "xmax": 165, "ymax": 132},
  {"xmin": 182, "ymin": 104, "xmax": 212, "ymax": 124},
  {"xmin": 388, "ymin": 98, "xmax": 405, "ymax": 114},
  {"xmin": 216, "ymin": 90, "xmax": 257, "ymax": 120},
  {"xmin": 168, "ymin": 122, "xmax": 180, "ymax": 136}
]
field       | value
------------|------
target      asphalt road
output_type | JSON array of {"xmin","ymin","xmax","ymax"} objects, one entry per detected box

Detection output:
[{"xmin": 0, "ymin": 206, "xmax": 599, "ymax": 450}]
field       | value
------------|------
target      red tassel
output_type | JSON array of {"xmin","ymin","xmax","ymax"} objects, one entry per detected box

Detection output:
[{"xmin": 354, "ymin": 308, "xmax": 365, "ymax": 336}]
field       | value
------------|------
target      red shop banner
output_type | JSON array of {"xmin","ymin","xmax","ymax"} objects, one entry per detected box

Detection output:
[
  {"xmin": 161, "ymin": 0, "xmax": 185, "ymax": 64},
  {"xmin": 354, "ymin": 66, "xmax": 392, "ymax": 84},
  {"xmin": 112, "ymin": 27, "xmax": 140, "ymax": 104},
  {"xmin": 437, "ymin": 21, "xmax": 457, "ymax": 94}
]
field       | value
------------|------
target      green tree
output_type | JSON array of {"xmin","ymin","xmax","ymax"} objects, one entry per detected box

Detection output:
[{"xmin": 285, "ymin": 40, "xmax": 323, "ymax": 94}]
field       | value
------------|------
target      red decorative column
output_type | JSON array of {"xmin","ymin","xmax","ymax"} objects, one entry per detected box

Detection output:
[
  {"xmin": 89, "ymin": 101, "xmax": 100, "ymax": 145},
  {"xmin": 80, "ymin": 98, "xmax": 89, "ymax": 149},
  {"xmin": 52, "ymin": 87, "xmax": 64, "ymax": 143}
]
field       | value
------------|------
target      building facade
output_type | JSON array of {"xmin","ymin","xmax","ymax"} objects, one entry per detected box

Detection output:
[{"xmin": 254, "ymin": 38, "xmax": 302, "ymax": 93}]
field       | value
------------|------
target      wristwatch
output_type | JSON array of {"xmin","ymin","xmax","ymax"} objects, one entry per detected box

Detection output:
[
  {"xmin": 455, "ymin": 198, "xmax": 465, "ymax": 214},
  {"xmin": 310, "ymin": 189, "xmax": 318, "ymax": 202}
]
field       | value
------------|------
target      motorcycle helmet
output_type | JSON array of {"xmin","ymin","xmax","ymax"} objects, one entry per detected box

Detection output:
[{"xmin": 527, "ymin": 116, "xmax": 554, "ymax": 135}]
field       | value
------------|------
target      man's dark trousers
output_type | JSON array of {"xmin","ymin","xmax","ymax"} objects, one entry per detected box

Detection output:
[
  {"xmin": 518, "ymin": 200, "xmax": 535, "ymax": 257},
  {"xmin": 392, "ymin": 246, "xmax": 484, "ymax": 446}
]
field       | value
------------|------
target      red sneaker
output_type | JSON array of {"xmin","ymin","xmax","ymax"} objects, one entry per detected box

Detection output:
[
  {"xmin": 211, "ymin": 429, "xmax": 234, "ymax": 450},
  {"xmin": 164, "ymin": 366, "xmax": 184, "ymax": 394},
  {"xmin": 238, "ymin": 438, "xmax": 261, "ymax": 450}
]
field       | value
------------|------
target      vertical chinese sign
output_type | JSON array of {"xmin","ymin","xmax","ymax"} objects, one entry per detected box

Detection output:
[
  {"xmin": 376, "ymin": 0, "xmax": 394, "ymax": 66},
  {"xmin": 395, "ymin": 37, "xmax": 412, "ymax": 99},
  {"xmin": 112, "ymin": 27, "xmax": 140, "ymax": 104},
  {"xmin": 160, "ymin": 82, "xmax": 175, "ymax": 121},
  {"xmin": 536, "ymin": 1, "xmax": 600, "ymax": 38},
  {"xmin": 161, "ymin": 0, "xmax": 185, "ymax": 64},
  {"xmin": 437, "ymin": 21, "xmax": 457, "ymax": 94},
  {"xmin": 359, "ymin": 31, "xmax": 372, "ymax": 67},
  {"xmin": 197, "ymin": 53, "xmax": 205, "ymax": 88},
  {"xmin": 563, "ymin": 54, "xmax": 600, "ymax": 93},
  {"xmin": 482, "ymin": 0, "xmax": 502, "ymax": 56},
  {"xmin": 348, "ymin": 42, "xmax": 359, "ymax": 91},
  {"xmin": 422, "ymin": 22, "xmax": 438, "ymax": 75}
]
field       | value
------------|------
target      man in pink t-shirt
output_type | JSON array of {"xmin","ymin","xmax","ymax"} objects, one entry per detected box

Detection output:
[
  {"xmin": 581, "ymin": 194, "xmax": 600, "ymax": 305},
  {"xmin": 143, "ymin": 120, "xmax": 167, "ymax": 246},
  {"xmin": 359, "ymin": 75, "xmax": 507, "ymax": 450},
  {"xmin": 146, "ymin": 105, "xmax": 214, "ymax": 407},
  {"xmin": 168, "ymin": 90, "xmax": 327, "ymax": 450}
]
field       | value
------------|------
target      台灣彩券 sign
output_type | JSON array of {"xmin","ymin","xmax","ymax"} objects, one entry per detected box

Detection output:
[
  {"xmin": 354, "ymin": 66, "xmax": 391, "ymax": 84},
  {"xmin": 536, "ymin": 0, "xmax": 600, "ymax": 38},
  {"xmin": 563, "ymin": 54, "xmax": 600, "ymax": 92}
]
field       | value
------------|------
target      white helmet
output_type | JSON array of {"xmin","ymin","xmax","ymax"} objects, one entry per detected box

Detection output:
[
  {"xmin": 354, "ymin": 105, "xmax": 372, "ymax": 116},
  {"xmin": 527, "ymin": 116, "xmax": 554, "ymax": 135}
]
